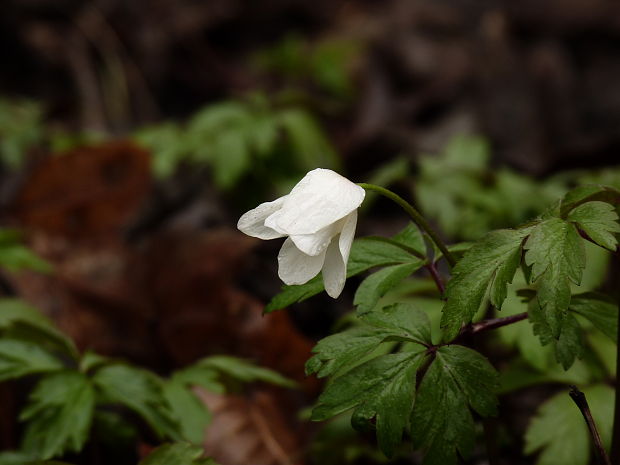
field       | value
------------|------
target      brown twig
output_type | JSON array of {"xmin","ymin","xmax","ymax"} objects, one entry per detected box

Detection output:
[
  {"xmin": 569, "ymin": 386, "xmax": 612, "ymax": 465},
  {"xmin": 457, "ymin": 312, "xmax": 528, "ymax": 338},
  {"xmin": 425, "ymin": 262, "xmax": 445, "ymax": 296}
]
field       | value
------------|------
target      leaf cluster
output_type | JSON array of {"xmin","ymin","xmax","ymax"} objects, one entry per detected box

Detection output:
[
  {"xmin": 134, "ymin": 93, "xmax": 339, "ymax": 189},
  {"xmin": 308, "ymin": 302, "xmax": 499, "ymax": 464},
  {"xmin": 0, "ymin": 299, "xmax": 292, "ymax": 462}
]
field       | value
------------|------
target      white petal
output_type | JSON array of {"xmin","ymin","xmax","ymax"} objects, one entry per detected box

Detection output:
[
  {"xmin": 265, "ymin": 168, "xmax": 365, "ymax": 235},
  {"xmin": 288, "ymin": 217, "xmax": 345, "ymax": 256},
  {"xmin": 322, "ymin": 211, "xmax": 357, "ymax": 298},
  {"xmin": 237, "ymin": 196, "xmax": 287, "ymax": 239},
  {"xmin": 277, "ymin": 237, "xmax": 326, "ymax": 285}
]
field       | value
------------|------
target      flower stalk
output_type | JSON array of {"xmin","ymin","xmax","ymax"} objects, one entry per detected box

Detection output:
[{"xmin": 357, "ymin": 183, "xmax": 457, "ymax": 268}]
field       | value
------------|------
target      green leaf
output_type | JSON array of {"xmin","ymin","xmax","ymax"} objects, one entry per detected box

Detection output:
[
  {"xmin": 554, "ymin": 313, "xmax": 584, "ymax": 370},
  {"xmin": 568, "ymin": 201, "xmax": 620, "ymax": 251},
  {"xmin": 569, "ymin": 293, "xmax": 618, "ymax": 343},
  {"xmin": 410, "ymin": 345, "xmax": 499, "ymax": 465},
  {"xmin": 524, "ymin": 218, "xmax": 585, "ymax": 337},
  {"xmin": 195, "ymin": 356, "xmax": 295, "ymax": 388},
  {"xmin": 93, "ymin": 364, "xmax": 180, "ymax": 440},
  {"xmin": 163, "ymin": 380, "xmax": 211, "ymax": 444},
  {"xmin": 390, "ymin": 222, "xmax": 426, "ymax": 257},
  {"xmin": 525, "ymin": 384, "xmax": 613, "ymax": 465},
  {"xmin": 0, "ymin": 339, "xmax": 64, "ymax": 381},
  {"xmin": 307, "ymin": 303, "xmax": 431, "ymax": 378},
  {"xmin": 441, "ymin": 228, "xmax": 531, "ymax": 340},
  {"xmin": 306, "ymin": 326, "xmax": 385, "ymax": 378},
  {"xmin": 265, "ymin": 236, "xmax": 425, "ymax": 312},
  {"xmin": 170, "ymin": 365, "xmax": 225, "ymax": 394},
  {"xmin": 312, "ymin": 350, "xmax": 427, "ymax": 457},
  {"xmin": 139, "ymin": 443, "xmax": 215, "ymax": 465},
  {"xmin": 559, "ymin": 184, "xmax": 620, "ymax": 218},
  {"xmin": 20, "ymin": 371, "xmax": 94, "ymax": 460},
  {"xmin": 528, "ymin": 298, "xmax": 586, "ymax": 370},
  {"xmin": 354, "ymin": 262, "xmax": 423, "ymax": 314},
  {"xmin": 0, "ymin": 245, "xmax": 51, "ymax": 273},
  {"xmin": 360, "ymin": 303, "xmax": 432, "ymax": 345},
  {"xmin": 0, "ymin": 299, "xmax": 77, "ymax": 357}
]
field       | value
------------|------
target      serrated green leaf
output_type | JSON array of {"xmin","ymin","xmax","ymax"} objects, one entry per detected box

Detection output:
[
  {"xmin": 559, "ymin": 184, "xmax": 620, "ymax": 218},
  {"xmin": 93, "ymin": 364, "xmax": 180, "ymax": 440},
  {"xmin": 20, "ymin": 371, "xmax": 94, "ymax": 460},
  {"xmin": 265, "ymin": 236, "xmax": 425, "ymax": 312},
  {"xmin": 441, "ymin": 228, "xmax": 531, "ymax": 340},
  {"xmin": 0, "ymin": 339, "xmax": 64, "ymax": 381},
  {"xmin": 525, "ymin": 384, "xmax": 613, "ymax": 465},
  {"xmin": 554, "ymin": 313, "xmax": 584, "ymax": 370},
  {"xmin": 528, "ymin": 297, "xmax": 586, "ymax": 370},
  {"xmin": 568, "ymin": 201, "xmax": 620, "ymax": 251},
  {"xmin": 524, "ymin": 218, "xmax": 585, "ymax": 337},
  {"xmin": 410, "ymin": 345, "xmax": 498, "ymax": 465},
  {"xmin": 359, "ymin": 303, "xmax": 432, "ymax": 345},
  {"xmin": 306, "ymin": 326, "xmax": 386, "ymax": 378},
  {"xmin": 195, "ymin": 356, "xmax": 295, "ymax": 388},
  {"xmin": 163, "ymin": 380, "xmax": 211, "ymax": 444},
  {"xmin": 354, "ymin": 262, "xmax": 423, "ymax": 314},
  {"xmin": 139, "ymin": 443, "xmax": 215, "ymax": 465},
  {"xmin": 312, "ymin": 350, "xmax": 427, "ymax": 457},
  {"xmin": 569, "ymin": 293, "xmax": 618, "ymax": 343},
  {"xmin": 307, "ymin": 304, "xmax": 431, "ymax": 378}
]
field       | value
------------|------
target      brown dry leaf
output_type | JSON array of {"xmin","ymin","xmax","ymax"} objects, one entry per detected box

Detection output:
[
  {"xmin": 198, "ymin": 389, "xmax": 305, "ymax": 465},
  {"xmin": 13, "ymin": 141, "xmax": 151, "ymax": 238}
]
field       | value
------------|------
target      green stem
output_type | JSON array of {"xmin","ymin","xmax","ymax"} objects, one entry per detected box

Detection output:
[{"xmin": 358, "ymin": 183, "xmax": 456, "ymax": 268}]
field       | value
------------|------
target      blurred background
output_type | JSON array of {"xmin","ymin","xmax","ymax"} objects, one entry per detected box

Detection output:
[{"xmin": 0, "ymin": 0, "xmax": 619, "ymax": 464}]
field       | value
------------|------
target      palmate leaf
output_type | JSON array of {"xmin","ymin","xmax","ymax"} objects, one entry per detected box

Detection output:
[
  {"xmin": 312, "ymin": 351, "xmax": 427, "ymax": 457},
  {"xmin": 310, "ymin": 304, "xmax": 432, "ymax": 456},
  {"xmin": 568, "ymin": 201, "xmax": 620, "ymax": 251},
  {"xmin": 265, "ymin": 226, "xmax": 426, "ymax": 312},
  {"xmin": 20, "ymin": 371, "xmax": 95, "ymax": 460},
  {"xmin": 525, "ymin": 384, "xmax": 613, "ymax": 465},
  {"xmin": 524, "ymin": 218, "xmax": 585, "ymax": 338},
  {"xmin": 410, "ymin": 346, "xmax": 499, "ymax": 465},
  {"xmin": 92, "ymin": 364, "xmax": 181, "ymax": 440},
  {"xmin": 306, "ymin": 303, "xmax": 431, "ymax": 378},
  {"xmin": 441, "ymin": 228, "xmax": 531, "ymax": 340}
]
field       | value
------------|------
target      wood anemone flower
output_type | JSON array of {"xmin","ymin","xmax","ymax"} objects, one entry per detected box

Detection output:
[{"xmin": 237, "ymin": 168, "xmax": 365, "ymax": 298}]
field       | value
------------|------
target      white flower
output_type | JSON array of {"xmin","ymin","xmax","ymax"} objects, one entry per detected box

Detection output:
[{"xmin": 237, "ymin": 168, "xmax": 365, "ymax": 298}]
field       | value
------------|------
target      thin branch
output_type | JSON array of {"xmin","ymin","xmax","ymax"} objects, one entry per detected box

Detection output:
[
  {"xmin": 458, "ymin": 312, "xmax": 528, "ymax": 338},
  {"xmin": 569, "ymin": 386, "xmax": 612, "ymax": 465},
  {"xmin": 426, "ymin": 262, "xmax": 445, "ymax": 296}
]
